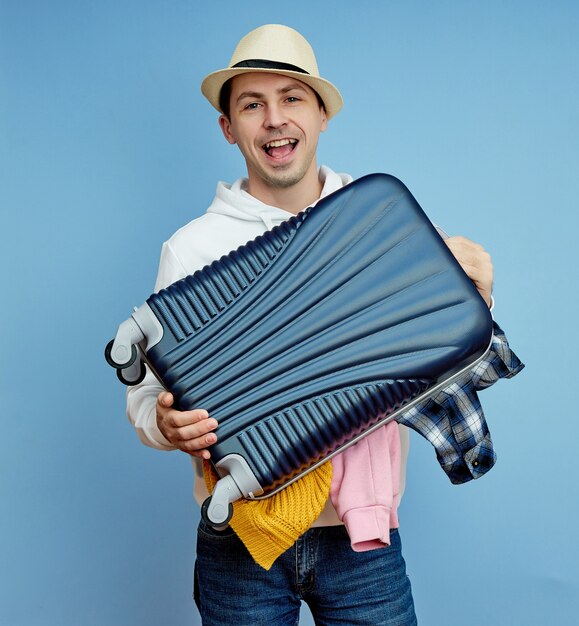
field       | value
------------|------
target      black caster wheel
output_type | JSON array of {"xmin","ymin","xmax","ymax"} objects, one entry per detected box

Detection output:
[
  {"xmin": 201, "ymin": 496, "xmax": 233, "ymax": 530},
  {"xmin": 116, "ymin": 360, "xmax": 146, "ymax": 386},
  {"xmin": 105, "ymin": 339, "xmax": 137, "ymax": 369}
]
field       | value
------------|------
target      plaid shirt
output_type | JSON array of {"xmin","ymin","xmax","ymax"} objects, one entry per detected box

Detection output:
[{"xmin": 397, "ymin": 321, "xmax": 524, "ymax": 484}]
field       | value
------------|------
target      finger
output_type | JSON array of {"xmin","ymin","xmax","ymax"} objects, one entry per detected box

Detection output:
[
  {"xmin": 157, "ymin": 391, "xmax": 174, "ymax": 408},
  {"xmin": 189, "ymin": 448, "xmax": 212, "ymax": 460},
  {"xmin": 181, "ymin": 430, "xmax": 218, "ymax": 450},
  {"xmin": 446, "ymin": 247, "xmax": 492, "ymax": 277},
  {"xmin": 455, "ymin": 261, "xmax": 492, "ymax": 286},
  {"xmin": 171, "ymin": 439, "xmax": 213, "ymax": 459},
  {"xmin": 445, "ymin": 243, "xmax": 475, "ymax": 265},
  {"xmin": 169, "ymin": 409, "xmax": 211, "ymax": 428},
  {"xmin": 445, "ymin": 235, "xmax": 482, "ymax": 250},
  {"xmin": 455, "ymin": 262, "xmax": 493, "ymax": 304},
  {"xmin": 175, "ymin": 418, "xmax": 218, "ymax": 442},
  {"xmin": 175, "ymin": 431, "xmax": 218, "ymax": 459},
  {"xmin": 456, "ymin": 261, "xmax": 482, "ymax": 281}
]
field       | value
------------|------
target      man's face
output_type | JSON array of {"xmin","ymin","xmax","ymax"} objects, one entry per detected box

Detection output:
[{"xmin": 219, "ymin": 72, "xmax": 328, "ymax": 192}]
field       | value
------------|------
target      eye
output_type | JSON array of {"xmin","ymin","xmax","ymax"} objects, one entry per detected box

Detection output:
[
  {"xmin": 243, "ymin": 102, "xmax": 261, "ymax": 111},
  {"xmin": 285, "ymin": 96, "xmax": 300, "ymax": 103}
]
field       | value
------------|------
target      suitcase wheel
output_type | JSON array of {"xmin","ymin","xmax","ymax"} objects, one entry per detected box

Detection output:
[
  {"xmin": 104, "ymin": 339, "xmax": 138, "ymax": 369},
  {"xmin": 201, "ymin": 496, "xmax": 234, "ymax": 531},
  {"xmin": 116, "ymin": 359, "xmax": 146, "ymax": 386}
]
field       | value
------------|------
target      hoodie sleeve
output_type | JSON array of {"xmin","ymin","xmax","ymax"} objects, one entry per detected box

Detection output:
[
  {"xmin": 125, "ymin": 241, "xmax": 189, "ymax": 451},
  {"xmin": 330, "ymin": 422, "xmax": 401, "ymax": 551}
]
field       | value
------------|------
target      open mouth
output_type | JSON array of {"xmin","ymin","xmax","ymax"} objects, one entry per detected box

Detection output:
[{"xmin": 262, "ymin": 138, "xmax": 298, "ymax": 159}]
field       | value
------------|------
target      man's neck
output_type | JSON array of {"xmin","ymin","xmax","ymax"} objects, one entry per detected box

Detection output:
[{"xmin": 246, "ymin": 166, "xmax": 323, "ymax": 215}]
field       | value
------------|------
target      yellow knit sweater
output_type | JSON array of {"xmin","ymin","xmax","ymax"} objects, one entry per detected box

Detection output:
[{"xmin": 203, "ymin": 460, "xmax": 333, "ymax": 570}]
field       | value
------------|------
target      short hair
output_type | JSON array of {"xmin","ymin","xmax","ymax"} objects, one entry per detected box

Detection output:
[
  {"xmin": 219, "ymin": 79, "xmax": 233, "ymax": 118},
  {"xmin": 218, "ymin": 78, "xmax": 326, "ymax": 119}
]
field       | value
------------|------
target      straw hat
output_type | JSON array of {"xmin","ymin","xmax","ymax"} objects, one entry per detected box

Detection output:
[{"xmin": 201, "ymin": 24, "xmax": 343, "ymax": 119}]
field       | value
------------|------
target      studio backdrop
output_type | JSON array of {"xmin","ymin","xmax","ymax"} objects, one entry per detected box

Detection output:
[{"xmin": 1, "ymin": 1, "xmax": 577, "ymax": 624}]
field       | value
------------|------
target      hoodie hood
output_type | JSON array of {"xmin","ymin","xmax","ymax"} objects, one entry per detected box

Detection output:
[{"xmin": 207, "ymin": 165, "xmax": 353, "ymax": 230}]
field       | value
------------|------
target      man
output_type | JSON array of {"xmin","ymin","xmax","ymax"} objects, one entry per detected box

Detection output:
[{"xmin": 126, "ymin": 24, "xmax": 522, "ymax": 625}]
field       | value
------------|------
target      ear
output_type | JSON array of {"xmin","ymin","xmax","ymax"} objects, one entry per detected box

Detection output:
[
  {"xmin": 219, "ymin": 115, "xmax": 237, "ymax": 145},
  {"xmin": 320, "ymin": 107, "xmax": 328, "ymax": 133}
]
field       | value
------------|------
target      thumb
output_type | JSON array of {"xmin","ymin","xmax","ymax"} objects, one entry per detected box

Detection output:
[{"xmin": 159, "ymin": 391, "xmax": 174, "ymax": 407}]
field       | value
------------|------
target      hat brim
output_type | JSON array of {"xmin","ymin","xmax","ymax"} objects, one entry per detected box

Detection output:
[{"xmin": 201, "ymin": 67, "xmax": 343, "ymax": 120}]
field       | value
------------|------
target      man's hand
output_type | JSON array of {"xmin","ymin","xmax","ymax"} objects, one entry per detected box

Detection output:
[
  {"xmin": 156, "ymin": 392, "xmax": 217, "ymax": 459},
  {"xmin": 445, "ymin": 236, "xmax": 493, "ymax": 307}
]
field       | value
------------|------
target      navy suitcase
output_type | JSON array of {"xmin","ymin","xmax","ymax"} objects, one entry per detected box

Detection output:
[{"xmin": 106, "ymin": 173, "xmax": 493, "ymax": 527}]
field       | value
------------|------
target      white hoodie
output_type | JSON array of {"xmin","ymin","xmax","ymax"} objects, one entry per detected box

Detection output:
[{"xmin": 126, "ymin": 165, "xmax": 409, "ymax": 526}]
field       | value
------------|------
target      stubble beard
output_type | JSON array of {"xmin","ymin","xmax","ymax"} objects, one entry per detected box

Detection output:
[
  {"xmin": 255, "ymin": 146, "xmax": 316, "ymax": 190},
  {"xmin": 258, "ymin": 164, "xmax": 308, "ymax": 189}
]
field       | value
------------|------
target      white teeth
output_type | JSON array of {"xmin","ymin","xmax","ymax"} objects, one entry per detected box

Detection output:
[{"xmin": 264, "ymin": 139, "xmax": 297, "ymax": 148}]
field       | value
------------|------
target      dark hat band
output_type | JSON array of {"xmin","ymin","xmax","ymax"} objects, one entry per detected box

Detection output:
[{"xmin": 232, "ymin": 59, "xmax": 310, "ymax": 74}]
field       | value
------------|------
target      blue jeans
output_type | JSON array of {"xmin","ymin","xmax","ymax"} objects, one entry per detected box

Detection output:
[{"xmin": 194, "ymin": 522, "xmax": 417, "ymax": 625}]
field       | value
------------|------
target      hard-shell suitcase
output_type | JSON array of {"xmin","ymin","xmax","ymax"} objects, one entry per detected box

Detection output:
[{"xmin": 105, "ymin": 173, "xmax": 493, "ymax": 528}]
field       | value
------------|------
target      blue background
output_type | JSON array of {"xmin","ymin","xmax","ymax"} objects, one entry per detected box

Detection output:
[{"xmin": 1, "ymin": 1, "xmax": 577, "ymax": 624}]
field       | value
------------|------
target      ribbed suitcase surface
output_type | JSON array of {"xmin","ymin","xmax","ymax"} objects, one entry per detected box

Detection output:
[{"xmin": 142, "ymin": 173, "xmax": 493, "ymax": 494}]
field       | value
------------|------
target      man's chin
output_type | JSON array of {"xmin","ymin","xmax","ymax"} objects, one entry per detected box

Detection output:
[{"xmin": 259, "ymin": 163, "xmax": 308, "ymax": 189}]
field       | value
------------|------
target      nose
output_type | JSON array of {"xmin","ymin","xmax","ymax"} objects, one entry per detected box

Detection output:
[{"xmin": 263, "ymin": 102, "xmax": 287, "ymax": 129}]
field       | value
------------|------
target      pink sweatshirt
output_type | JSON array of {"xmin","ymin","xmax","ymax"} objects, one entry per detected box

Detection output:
[{"xmin": 329, "ymin": 421, "xmax": 401, "ymax": 552}]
